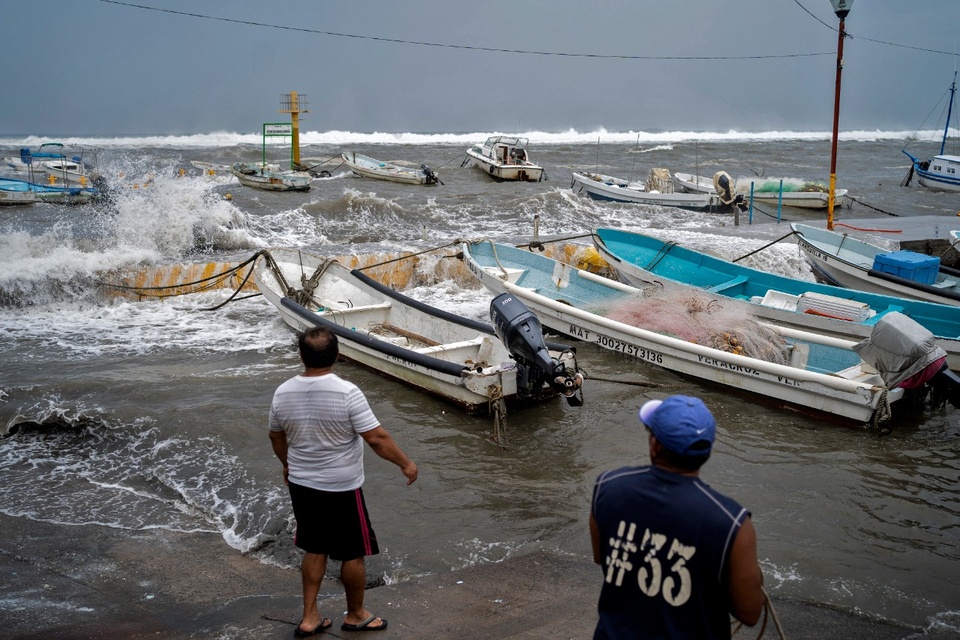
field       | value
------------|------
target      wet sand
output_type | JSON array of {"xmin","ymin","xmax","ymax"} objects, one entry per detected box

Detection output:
[{"xmin": 2, "ymin": 512, "xmax": 934, "ymax": 639}]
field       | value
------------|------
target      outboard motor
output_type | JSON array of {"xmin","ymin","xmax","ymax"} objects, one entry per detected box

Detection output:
[
  {"xmin": 853, "ymin": 312, "xmax": 960, "ymax": 411},
  {"xmin": 713, "ymin": 170, "xmax": 746, "ymax": 210},
  {"xmin": 420, "ymin": 164, "xmax": 439, "ymax": 185},
  {"xmin": 490, "ymin": 293, "xmax": 583, "ymax": 406}
]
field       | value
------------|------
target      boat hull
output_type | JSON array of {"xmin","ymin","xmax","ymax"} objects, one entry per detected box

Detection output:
[
  {"xmin": 0, "ymin": 177, "xmax": 96, "ymax": 205},
  {"xmin": 915, "ymin": 155, "xmax": 960, "ymax": 192},
  {"xmin": 571, "ymin": 172, "xmax": 736, "ymax": 212},
  {"xmin": 792, "ymin": 223, "xmax": 960, "ymax": 306},
  {"xmin": 341, "ymin": 152, "xmax": 436, "ymax": 185},
  {"xmin": 748, "ymin": 189, "xmax": 847, "ymax": 210},
  {"xmin": 592, "ymin": 227, "xmax": 960, "ymax": 369},
  {"xmin": 231, "ymin": 164, "xmax": 311, "ymax": 191},
  {"xmin": 462, "ymin": 240, "xmax": 898, "ymax": 424}
]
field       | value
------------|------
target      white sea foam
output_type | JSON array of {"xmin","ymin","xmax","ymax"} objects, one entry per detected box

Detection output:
[{"xmin": 0, "ymin": 127, "xmax": 948, "ymax": 149}]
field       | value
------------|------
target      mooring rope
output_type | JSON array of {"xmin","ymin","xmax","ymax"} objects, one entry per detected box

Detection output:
[
  {"xmin": 731, "ymin": 231, "xmax": 798, "ymax": 263},
  {"xmin": 98, "ymin": 250, "xmax": 268, "ymax": 299}
]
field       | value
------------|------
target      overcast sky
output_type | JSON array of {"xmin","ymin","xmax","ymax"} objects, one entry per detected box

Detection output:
[{"xmin": 2, "ymin": 0, "xmax": 958, "ymax": 136}]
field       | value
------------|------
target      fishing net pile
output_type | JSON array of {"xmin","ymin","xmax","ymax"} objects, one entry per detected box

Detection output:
[{"xmin": 605, "ymin": 291, "xmax": 790, "ymax": 364}]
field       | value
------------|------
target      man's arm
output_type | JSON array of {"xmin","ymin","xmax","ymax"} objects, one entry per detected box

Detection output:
[
  {"xmin": 360, "ymin": 426, "xmax": 418, "ymax": 485},
  {"xmin": 589, "ymin": 511, "xmax": 603, "ymax": 565},
  {"xmin": 268, "ymin": 430, "xmax": 289, "ymax": 485},
  {"xmin": 728, "ymin": 516, "xmax": 765, "ymax": 626}
]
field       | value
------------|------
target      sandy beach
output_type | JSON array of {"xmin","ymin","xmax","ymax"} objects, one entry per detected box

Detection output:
[{"xmin": 4, "ymin": 512, "xmax": 939, "ymax": 639}]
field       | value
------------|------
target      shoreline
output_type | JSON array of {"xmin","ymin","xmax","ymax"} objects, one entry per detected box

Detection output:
[{"xmin": 2, "ymin": 513, "xmax": 934, "ymax": 639}]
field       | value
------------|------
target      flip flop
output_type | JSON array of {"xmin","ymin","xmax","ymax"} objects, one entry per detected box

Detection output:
[
  {"xmin": 340, "ymin": 615, "xmax": 388, "ymax": 632},
  {"xmin": 294, "ymin": 617, "xmax": 332, "ymax": 638}
]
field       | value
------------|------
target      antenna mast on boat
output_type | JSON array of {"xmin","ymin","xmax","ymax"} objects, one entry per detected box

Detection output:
[
  {"xmin": 280, "ymin": 91, "xmax": 308, "ymax": 170},
  {"xmin": 940, "ymin": 70, "xmax": 956, "ymax": 156}
]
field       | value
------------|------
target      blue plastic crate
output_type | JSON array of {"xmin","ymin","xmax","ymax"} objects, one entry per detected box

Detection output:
[{"xmin": 872, "ymin": 250, "xmax": 940, "ymax": 285}]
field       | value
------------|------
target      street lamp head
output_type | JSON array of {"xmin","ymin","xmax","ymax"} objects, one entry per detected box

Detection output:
[{"xmin": 830, "ymin": 0, "xmax": 853, "ymax": 18}]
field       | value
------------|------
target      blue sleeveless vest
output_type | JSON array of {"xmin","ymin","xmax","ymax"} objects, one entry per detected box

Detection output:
[{"xmin": 592, "ymin": 465, "xmax": 748, "ymax": 639}]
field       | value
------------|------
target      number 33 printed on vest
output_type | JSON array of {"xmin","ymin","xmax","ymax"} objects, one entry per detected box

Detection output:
[{"xmin": 605, "ymin": 520, "xmax": 696, "ymax": 606}]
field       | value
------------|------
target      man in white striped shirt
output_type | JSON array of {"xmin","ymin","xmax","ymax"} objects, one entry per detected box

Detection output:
[{"xmin": 270, "ymin": 326, "xmax": 418, "ymax": 636}]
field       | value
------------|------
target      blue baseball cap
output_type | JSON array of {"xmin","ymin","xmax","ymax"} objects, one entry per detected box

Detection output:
[{"xmin": 638, "ymin": 395, "xmax": 715, "ymax": 457}]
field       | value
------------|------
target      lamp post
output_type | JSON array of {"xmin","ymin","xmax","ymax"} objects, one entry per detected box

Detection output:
[{"xmin": 827, "ymin": 0, "xmax": 853, "ymax": 231}]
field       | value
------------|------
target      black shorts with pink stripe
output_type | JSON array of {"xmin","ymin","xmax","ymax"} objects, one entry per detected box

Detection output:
[{"xmin": 288, "ymin": 481, "xmax": 380, "ymax": 561}]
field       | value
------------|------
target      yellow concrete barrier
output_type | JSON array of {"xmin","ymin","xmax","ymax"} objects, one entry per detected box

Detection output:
[{"xmin": 108, "ymin": 242, "xmax": 611, "ymax": 301}]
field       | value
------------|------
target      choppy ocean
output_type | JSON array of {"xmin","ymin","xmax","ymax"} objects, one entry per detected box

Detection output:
[{"xmin": 1, "ymin": 128, "xmax": 958, "ymax": 635}]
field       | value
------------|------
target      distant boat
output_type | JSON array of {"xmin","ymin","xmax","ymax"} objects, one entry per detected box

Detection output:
[
  {"xmin": 0, "ymin": 176, "xmax": 97, "ymax": 205},
  {"xmin": 570, "ymin": 169, "xmax": 744, "ymax": 213},
  {"xmin": 591, "ymin": 226, "xmax": 960, "ymax": 369},
  {"xmin": 341, "ymin": 151, "xmax": 439, "ymax": 185},
  {"xmin": 230, "ymin": 163, "xmax": 311, "ymax": 192},
  {"xmin": 673, "ymin": 171, "xmax": 716, "ymax": 194},
  {"xmin": 902, "ymin": 70, "xmax": 960, "ymax": 193},
  {"xmin": 252, "ymin": 248, "xmax": 583, "ymax": 413},
  {"xmin": 747, "ymin": 181, "xmax": 848, "ymax": 210},
  {"xmin": 464, "ymin": 136, "xmax": 544, "ymax": 182},
  {"xmin": 792, "ymin": 223, "xmax": 960, "ymax": 306},
  {"xmin": 0, "ymin": 143, "xmax": 99, "ymax": 187}
]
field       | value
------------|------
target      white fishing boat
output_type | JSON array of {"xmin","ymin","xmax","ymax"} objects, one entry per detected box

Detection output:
[
  {"xmin": 464, "ymin": 136, "xmax": 543, "ymax": 182},
  {"xmin": 340, "ymin": 151, "xmax": 439, "ymax": 185},
  {"xmin": 571, "ymin": 170, "xmax": 743, "ymax": 213},
  {"xmin": 673, "ymin": 171, "xmax": 716, "ymax": 194},
  {"xmin": 747, "ymin": 182, "xmax": 848, "ymax": 210},
  {"xmin": 230, "ymin": 163, "xmax": 311, "ymax": 192},
  {"xmin": 792, "ymin": 223, "xmax": 960, "ymax": 306},
  {"xmin": 460, "ymin": 240, "xmax": 960, "ymax": 425},
  {"xmin": 252, "ymin": 248, "xmax": 583, "ymax": 414},
  {"xmin": 902, "ymin": 70, "xmax": 960, "ymax": 193}
]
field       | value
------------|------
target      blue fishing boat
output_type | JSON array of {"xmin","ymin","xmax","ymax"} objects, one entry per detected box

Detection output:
[
  {"xmin": 461, "ymin": 240, "xmax": 960, "ymax": 425},
  {"xmin": 592, "ymin": 227, "xmax": 960, "ymax": 369},
  {"xmin": 0, "ymin": 176, "xmax": 98, "ymax": 205}
]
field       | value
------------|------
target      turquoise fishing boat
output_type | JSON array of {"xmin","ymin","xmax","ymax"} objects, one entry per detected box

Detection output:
[{"xmin": 592, "ymin": 227, "xmax": 960, "ymax": 369}]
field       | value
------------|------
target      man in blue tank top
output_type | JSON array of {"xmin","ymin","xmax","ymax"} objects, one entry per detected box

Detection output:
[{"xmin": 590, "ymin": 395, "xmax": 764, "ymax": 639}]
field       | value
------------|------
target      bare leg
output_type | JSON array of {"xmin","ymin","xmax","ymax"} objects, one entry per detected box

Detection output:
[
  {"xmin": 299, "ymin": 552, "xmax": 328, "ymax": 632},
  {"xmin": 341, "ymin": 556, "xmax": 385, "ymax": 629}
]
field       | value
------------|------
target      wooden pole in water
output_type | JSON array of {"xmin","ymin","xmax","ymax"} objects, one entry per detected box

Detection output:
[{"xmin": 828, "ymin": 0, "xmax": 853, "ymax": 231}]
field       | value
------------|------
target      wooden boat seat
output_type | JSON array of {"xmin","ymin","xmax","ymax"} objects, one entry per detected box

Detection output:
[{"xmin": 707, "ymin": 275, "xmax": 749, "ymax": 294}]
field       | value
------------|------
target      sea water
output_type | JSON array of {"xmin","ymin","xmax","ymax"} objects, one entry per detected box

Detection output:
[{"xmin": 1, "ymin": 129, "xmax": 958, "ymax": 634}]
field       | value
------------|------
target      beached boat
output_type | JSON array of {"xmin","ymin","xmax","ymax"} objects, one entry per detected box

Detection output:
[
  {"xmin": 792, "ymin": 223, "xmax": 960, "ymax": 306},
  {"xmin": 341, "ymin": 151, "xmax": 439, "ymax": 185},
  {"xmin": 252, "ymin": 248, "xmax": 583, "ymax": 413},
  {"xmin": 230, "ymin": 163, "xmax": 311, "ymax": 192},
  {"xmin": 0, "ymin": 176, "xmax": 97, "ymax": 205},
  {"xmin": 592, "ymin": 226, "xmax": 960, "ymax": 369},
  {"xmin": 461, "ymin": 240, "xmax": 960, "ymax": 425},
  {"xmin": 464, "ymin": 136, "xmax": 543, "ymax": 182},
  {"xmin": 570, "ymin": 170, "xmax": 744, "ymax": 213},
  {"xmin": 902, "ymin": 70, "xmax": 960, "ymax": 193}
]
